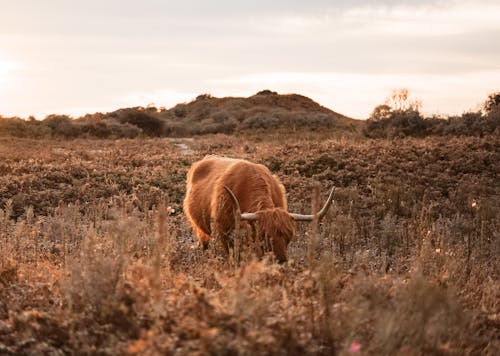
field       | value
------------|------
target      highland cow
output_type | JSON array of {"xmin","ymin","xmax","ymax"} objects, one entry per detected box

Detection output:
[{"xmin": 183, "ymin": 155, "xmax": 334, "ymax": 262}]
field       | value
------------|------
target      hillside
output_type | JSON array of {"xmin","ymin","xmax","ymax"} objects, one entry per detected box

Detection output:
[
  {"xmin": 117, "ymin": 90, "xmax": 361, "ymax": 136},
  {"xmin": 2, "ymin": 90, "xmax": 498, "ymax": 139},
  {"xmin": 0, "ymin": 91, "xmax": 362, "ymax": 139}
]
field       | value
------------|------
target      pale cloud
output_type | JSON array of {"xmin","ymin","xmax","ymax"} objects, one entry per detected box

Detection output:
[
  {"xmin": 0, "ymin": 57, "xmax": 17, "ymax": 91},
  {"xmin": 0, "ymin": 0, "xmax": 499, "ymax": 118},
  {"xmin": 339, "ymin": 1, "xmax": 500, "ymax": 36}
]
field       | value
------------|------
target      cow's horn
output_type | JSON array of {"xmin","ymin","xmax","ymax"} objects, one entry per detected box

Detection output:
[
  {"xmin": 289, "ymin": 187, "xmax": 335, "ymax": 222},
  {"xmin": 223, "ymin": 186, "xmax": 258, "ymax": 220}
]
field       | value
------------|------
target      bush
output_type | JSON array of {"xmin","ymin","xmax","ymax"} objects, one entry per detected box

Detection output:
[
  {"xmin": 114, "ymin": 109, "xmax": 165, "ymax": 137},
  {"xmin": 255, "ymin": 89, "xmax": 278, "ymax": 96},
  {"xmin": 240, "ymin": 113, "xmax": 281, "ymax": 130},
  {"xmin": 0, "ymin": 117, "xmax": 30, "ymax": 137},
  {"xmin": 365, "ymin": 91, "xmax": 500, "ymax": 138},
  {"xmin": 78, "ymin": 118, "xmax": 112, "ymax": 138},
  {"xmin": 483, "ymin": 92, "xmax": 500, "ymax": 113},
  {"xmin": 77, "ymin": 117, "xmax": 142, "ymax": 139},
  {"xmin": 287, "ymin": 112, "xmax": 335, "ymax": 130},
  {"xmin": 365, "ymin": 109, "xmax": 499, "ymax": 138},
  {"xmin": 43, "ymin": 115, "xmax": 79, "ymax": 138},
  {"xmin": 200, "ymin": 118, "xmax": 238, "ymax": 135},
  {"xmin": 107, "ymin": 120, "xmax": 142, "ymax": 138},
  {"xmin": 172, "ymin": 105, "xmax": 187, "ymax": 118}
]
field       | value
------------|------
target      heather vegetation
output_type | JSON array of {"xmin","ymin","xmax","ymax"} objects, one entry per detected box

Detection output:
[{"xmin": 0, "ymin": 133, "xmax": 498, "ymax": 354}]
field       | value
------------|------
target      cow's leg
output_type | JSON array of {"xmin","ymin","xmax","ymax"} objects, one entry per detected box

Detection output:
[{"xmin": 195, "ymin": 228, "xmax": 210, "ymax": 250}]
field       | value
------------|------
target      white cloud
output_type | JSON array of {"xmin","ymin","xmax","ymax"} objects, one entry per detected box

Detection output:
[
  {"xmin": 1, "ymin": 0, "xmax": 499, "ymax": 118},
  {"xmin": 0, "ymin": 57, "xmax": 18, "ymax": 90}
]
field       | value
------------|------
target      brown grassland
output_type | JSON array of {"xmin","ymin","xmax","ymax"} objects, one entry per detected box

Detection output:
[{"xmin": 0, "ymin": 133, "xmax": 498, "ymax": 355}]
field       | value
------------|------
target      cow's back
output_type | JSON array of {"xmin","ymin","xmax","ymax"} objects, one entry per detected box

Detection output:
[{"xmin": 184, "ymin": 156, "xmax": 239, "ymax": 235}]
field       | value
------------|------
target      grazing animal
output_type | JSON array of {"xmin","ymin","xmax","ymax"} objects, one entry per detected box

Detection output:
[{"xmin": 183, "ymin": 155, "xmax": 334, "ymax": 262}]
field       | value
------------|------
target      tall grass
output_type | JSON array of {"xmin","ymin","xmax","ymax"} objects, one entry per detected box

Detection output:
[{"xmin": 0, "ymin": 135, "xmax": 498, "ymax": 354}]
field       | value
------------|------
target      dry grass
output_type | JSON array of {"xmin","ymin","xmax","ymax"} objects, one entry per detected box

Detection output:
[{"xmin": 0, "ymin": 134, "xmax": 499, "ymax": 355}]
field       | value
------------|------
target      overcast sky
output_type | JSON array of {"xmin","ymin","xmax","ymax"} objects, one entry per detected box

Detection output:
[{"xmin": 1, "ymin": 0, "xmax": 499, "ymax": 119}]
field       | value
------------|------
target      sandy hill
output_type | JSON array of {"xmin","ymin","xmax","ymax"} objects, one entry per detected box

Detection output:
[
  {"xmin": 158, "ymin": 90, "xmax": 361, "ymax": 136},
  {"xmin": 1, "ymin": 90, "xmax": 363, "ymax": 138}
]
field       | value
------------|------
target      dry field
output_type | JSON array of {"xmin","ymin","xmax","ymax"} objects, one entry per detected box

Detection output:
[{"xmin": 0, "ymin": 134, "xmax": 498, "ymax": 355}]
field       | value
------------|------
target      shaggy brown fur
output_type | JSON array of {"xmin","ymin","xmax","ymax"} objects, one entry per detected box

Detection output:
[{"xmin": 184, "ymin": 155, "xmax": 296, "ymax": 262}]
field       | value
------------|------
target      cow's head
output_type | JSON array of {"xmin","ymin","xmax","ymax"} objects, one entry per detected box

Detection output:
[{"xmin": 224, "ymin": 186, "xmax": 335, "ymax": 262}]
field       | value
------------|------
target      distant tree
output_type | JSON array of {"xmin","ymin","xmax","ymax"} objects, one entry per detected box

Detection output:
[
  {"xmin": 483, "ymin": 93, "xmax": 500, "ymax": 135},
  {"xmin": 0, "ymin": 116, "xmax": 29, "ymax": 137},
  {"xmin": 483, "ymin": 92, "xmax": 500, "ymax": 114},
  {"xmin": 255, "ymin": 90, "xmax": 278, "ymax": 96},
  {"xmin": 172, "ymin": 104, "xmax": 187, "ymax": 118},
  {"xmin": 196, "ymin": 93, "xmax": 213, "ymax": 100},
  {"xmin": 115, "ymin": 109, "xmax": 164, "ymax": 137},
  {"xmin": 365, "ymin": 89, "xmax": 426, "ymax": 138},
  {"xmin": 369, "ymin": 104, "xmax": 392, "ymax": 121},
  {"xmin": 385, "ymin": 88, "xmax": 422, "ymax": 112}
]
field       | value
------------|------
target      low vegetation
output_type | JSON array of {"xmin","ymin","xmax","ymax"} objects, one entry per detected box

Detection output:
[
  {"xmin": 364, "ymin": 90, "xmax": 500, "ymax": 138},
  {"xmin": 0, "ymin": 133, "xmax": 498, "ymax": 354},
  {"xmin": 0, "ymin": 91, "xmax": 359, "ymax": 139},
  {"xmin": 2, "ymin": 90, "xmax": 499, "ymax": 140}
]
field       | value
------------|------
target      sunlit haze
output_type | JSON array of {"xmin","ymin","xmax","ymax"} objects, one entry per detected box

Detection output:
[{"xmin": 1, "ymin": 0, "xmax": 499, "ymax": 119}]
